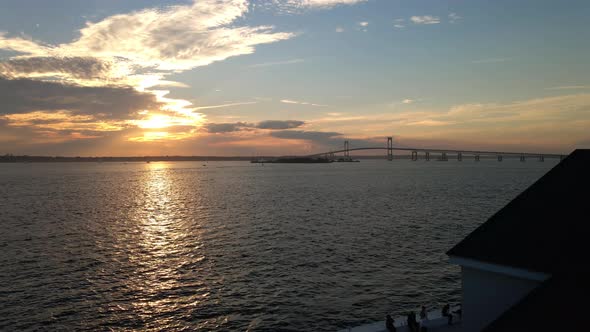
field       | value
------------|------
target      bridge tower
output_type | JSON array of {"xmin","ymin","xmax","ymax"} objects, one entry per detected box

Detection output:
[
  {"xmin": 387, "ymin": 137, "xmax": 393, "ymax": 161},
  {"xmin": 344, "ymin": 141, "xmax": 350, "ymax": 158}
]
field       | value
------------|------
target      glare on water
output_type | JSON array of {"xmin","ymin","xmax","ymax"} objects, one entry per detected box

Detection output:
[{"xmin": 0, "ymin": 160, "xmax": 557, "ymax": 331}]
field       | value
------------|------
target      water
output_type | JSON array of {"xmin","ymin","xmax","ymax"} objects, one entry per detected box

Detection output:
[{"xmin": 0, "ymin": 160, "xmax": 556, "ymax": 331}]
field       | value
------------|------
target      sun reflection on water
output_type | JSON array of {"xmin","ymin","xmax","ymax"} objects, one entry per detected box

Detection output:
[{"xmin": 124, "ymin": 162, "xmax": 208, "ymax": 329}]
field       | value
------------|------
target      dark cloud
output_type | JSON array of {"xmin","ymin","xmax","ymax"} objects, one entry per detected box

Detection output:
[
  {"xmin": 205, "ymin": 120, "xmax": 305, "ymax": 133},
  {"xmin": 270, "ymin": 130, "xmax": 344, "ymax": 149},
  {"xmin": 0, "ymin": 77, "xmax": 161, "ymax": 119},
  {"xmin": 270, "ymin": 130, "xmax": 341, "ymax": 141},
  {"xmin": 270, "ymin": 130, "xmax": 383, "ymax": 150},
  {"xmin": 0, "ymin": 57, "xmax": 113, "ymax": 80},
  {"xmin": 256, "ymin": 120, "xmax": 305, "ymax": 130},
  {"xmin": 205, "ymin": 122, "xmax": 253, "ymax": 133}
]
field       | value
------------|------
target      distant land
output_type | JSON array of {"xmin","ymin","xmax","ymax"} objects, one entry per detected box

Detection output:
[
  {"xmin": 0, "ymin": 154, "xmax": 529, "ymax": 163},
  {"xmin": 0, "ymin": 154, "xmax": 392, "ymax": 163}
]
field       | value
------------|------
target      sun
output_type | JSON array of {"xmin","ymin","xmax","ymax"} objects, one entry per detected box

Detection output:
[{"xmin": 136, "ymin": 114, "xmax": 173, "ymax": 129}]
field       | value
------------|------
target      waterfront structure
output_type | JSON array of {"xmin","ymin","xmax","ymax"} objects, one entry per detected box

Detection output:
[
  {"xmin": 447, "ymin": 149, "xmax": 590, "ymax": 331},
  {"xmin": 342, "ymin": 149, "xmax": 589, "ymax": 332}
]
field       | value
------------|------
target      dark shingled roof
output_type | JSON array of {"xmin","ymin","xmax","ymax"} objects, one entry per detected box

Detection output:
[{"xmin": 447, "ymin": 149, "xmax": 590, "ymax": 274}]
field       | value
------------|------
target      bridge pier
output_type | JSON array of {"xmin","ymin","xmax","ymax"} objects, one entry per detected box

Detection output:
[
  {"xmin": 411, "ymin": 151, "xmax": 418, "ymax": 161},
  {"xmin": 425, "ymin": 152, "xmax": 430, "ymax": 161},
  {"xmin": 457, "ymin": 152, "xmax": 463, "ymax": 161},
  {"xmin": 520, "ymin": 155, "xmax": 526, "ymax": 162},
  {"xmin": 387, "ymin": 137, "xmax": 393, "ymax": 161},
  {"xmin": 539, "ymin": 155, "xmax": 544, "ymax": 162},
  {"xmin": 344, "ymin": 141, "xmax": 350, "ymax": 159},
  {"xmin": 475, "ymin": 154, "xmax": 480, "ymax": 162},
  {"xmin": 441, "ymin": 152, "xmax": 448, "ymax": 161},
  {"xmin": 498, "ymin": 155, "xmax": 503, "ymax": 162}
]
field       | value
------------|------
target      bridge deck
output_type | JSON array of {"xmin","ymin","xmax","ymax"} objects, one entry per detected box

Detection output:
[{"xmin": 308, "ymin": 147, "xmax": 564, "ymax": 158}]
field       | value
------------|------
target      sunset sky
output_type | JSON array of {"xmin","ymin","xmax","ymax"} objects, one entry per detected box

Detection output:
[{"xmin": 1, "ymin": 0, "xmax": 589, "ymax": 156}]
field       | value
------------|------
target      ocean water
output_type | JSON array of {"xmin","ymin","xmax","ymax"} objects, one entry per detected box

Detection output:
[{"xmin": 0, "ymin": 159, "xmax": 557, "ymax": 331}]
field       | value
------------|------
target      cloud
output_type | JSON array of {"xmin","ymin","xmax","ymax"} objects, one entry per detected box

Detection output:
[
  {"xmin": 380, "ymin": 94, "xmax": 590, "ymax": 151},
  {"xmin": 270, "ymin": 130, "xmax": 342, "ymax": 141},
  {"xmin": 248, "ymin": 58, "xmax": 304, "ymax": 68},
  {"xmin": 0, "ymin": 0, "xmax": 300, "ymax": 146},
  {"xmin": 3, "ymin": 110, "xmax": 125, "ymax": 133},
  {"xmin": 275, "ymin": 0, "xmax": 367, "ymax": 10},
  {"xmin": 402, "ymin": 99, "xmax": 414, "ymax": 104},
  {"xmin": 65, "ymin": 0, "xmax": 294, "ymax": 72},
  {"xmin": 0, "ymin": 32, "xmax": 51, "ymax": 55},
  {"xmin": 448, "ymin": 12, "xmax": 461, "ymax": 23},
  {"xmin": 393, "ymin": 19, "xmax": 405, "ymax": 29},
  {"xmin": 269, "ymin": 129, "xmax": 381, "ymax": 150},
  {"xmin": 335, "ymin": 27, "xmax": 345, "ymax": 33},
  {"xmin": 0, "ymin": 57, "xmax": 115, "ymax": 82},
  {"xmin": 0, "ymin": 0, "xmax": 295, "ymax": 86},
  {"xmin": 357, "ymin": 21, "xmax": 369, "ymax": 32},
  {"xmin": 205, "ymin": 122, "xmax": 253, "ymax": 133},
  {"xmin": 205, "ymin": 120, "xmax": 305, "ymax": 133},
  {"xmin": 193, "ymin": 101, "xmax": 257, "ymax": 111},
  {"xmin": 410, "ymin": 15, "xmax": 441, "ymax": 25},
  {"xmin": 0, "ymin": 77, "xmax": 160, "ymax": 119},
  {"xmin": 545, "ymin": 85, "xmax": 590, "ymax": 90},
  {"xmin": 256, "ymin": 120, "xmax": 305, "ymax": 129},
  {"xmin": 280, "ymin": 99, "xmax": 328, "ymax": 107},
  {"xmin": 471, "ymin": 57, "xmax": 511, "ymax": 64}
]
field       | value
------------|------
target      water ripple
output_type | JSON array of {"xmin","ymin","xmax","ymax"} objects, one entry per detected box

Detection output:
[{"xmin": 0, "ymin": 160, "xmax": 555, "ymax": 331}]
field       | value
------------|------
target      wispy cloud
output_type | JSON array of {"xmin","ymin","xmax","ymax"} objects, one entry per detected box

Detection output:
[
  {"xmin": 357, "ymin": 21, "xmax": 369, "ymax": 32},
  {"xmin": 545, "ymin": 85, "xmax": 590, "ymax": 90},
  {"xmin": 275, "ymin": 0, "xmax": 367, "ymax": 10},
  {"xmin": 410, "ymin": 15, "xmax": 441, "ymax": 25},
  {"xmin": 281, "ymin": 99, "xmax": 328, "ymax": 107},
  {"xmin": 205, "ymin": 120, "xmax": 306, "ymax": 133},
  {"xmin": 393, "ymin": 18, "xmax": 405, "ymax": 29},
  {"xmin": 248, "ymin": 58, "xmax": 305, "ymax": 68},
  {"xmin": 193, "ymin": 101, "xmax": 258, "ymax": 111},
  {"xmin": 471, "ymin": 57, "xmax": 511, "ymax": 64},
  {"xmin": 448, "ymin": 12, "xmax": 462, "ymax": 23},
  {"xmin": 335, "ymin": 26, "xmax": 345, "ymax": 33},
  {"xmin": 402, "ymin": 99, "xmax": 414, "ymax": 104}
]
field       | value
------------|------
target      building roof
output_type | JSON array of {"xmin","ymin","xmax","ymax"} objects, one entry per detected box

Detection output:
[
  {"xmin": 447, "ymin": 149, "xmax": 590, "ymax": 274},
  {"xmin": 483, "ymin": 270, "xmax": 590, "ymax": 331}
]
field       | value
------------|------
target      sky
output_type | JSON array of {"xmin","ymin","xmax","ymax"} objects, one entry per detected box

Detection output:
[{"xmin": 0, "ymin": 0, "xmax": 589, "ymax": 156}]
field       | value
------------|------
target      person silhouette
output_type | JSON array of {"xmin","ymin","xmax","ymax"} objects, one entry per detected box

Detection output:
[
  {"xmin": 442, "ymin": 304, "xmax": 453, "ymax": 325},
  {"xmin": 420, "ymin": 306, "xmax": 427, "ymax": 320},
  {"xmin": 385, "ymin": 314, "xmax": 396, "ymax": 332}
]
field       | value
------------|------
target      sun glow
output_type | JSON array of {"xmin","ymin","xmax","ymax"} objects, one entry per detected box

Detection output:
[{"xmin": 135, "ymin": 114, "xmax": 176, "ymax": 129}]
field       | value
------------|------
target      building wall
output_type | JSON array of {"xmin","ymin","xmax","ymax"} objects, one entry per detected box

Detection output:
[{"xmin": 461, "ymin": 266, "xmax": 541, "ymax": 331}]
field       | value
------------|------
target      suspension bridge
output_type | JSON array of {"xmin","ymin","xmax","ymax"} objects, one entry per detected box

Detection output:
[{"xmin": 307, "ymin": 137, "xmax": 565, "ymax": 162}]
